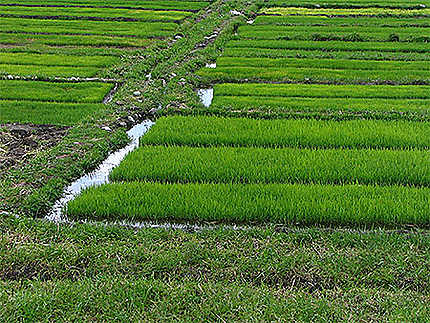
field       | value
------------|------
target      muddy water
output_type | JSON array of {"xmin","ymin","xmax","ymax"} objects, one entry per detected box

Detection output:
[
  {"xmin": 197, "ymin": 88, "xmax": 213, "ymax": 107},
  {"xmin": 46, "ymin": 120, "xmax": 154, "ymax": 222}
]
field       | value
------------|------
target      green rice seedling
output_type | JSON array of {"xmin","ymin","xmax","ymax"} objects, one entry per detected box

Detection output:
[
  {"xmin": 0, "ymin": 0, "xmax": 209, "ymax": 11},
  {"xmin": 0, "ymin": 80, "xmax": 113, "ymax": 103},
  {"xmin": 141, "ymin": 116, "xmax": 430, "ymax": 150},
  {"xmin": 109, "ymin": 145, "xmax": 430, "ymax": 187},
  {"xmin": 66, "ymin": 182, "xmax": 430, "ymax": 226},
  {"xmin": 196, "ymin": 66, "xmax": 430, "ymax": 85},
  {"xmin": 225, "ymin": 40, "xmax": 430, "ymax": 53},
  {"xmin": 222, "ymin": 47, "xmax": 430, "ymax": 61},
  {"xmin": 0, "ymin": 32, "xmax": 152, "ymax": 48},
  {"xmin": 0, "ymin": 64, "xmax": 101, "ymax": 78},
  {"xmin": 0, "ymin": 7, "xmax": 190, "ymax": 21},
  {"xmin": 0, "ymin": 100, "xmax": 104, "ymax": 125},
  {"xmin": 0, "ymin": 52, "xmax": 118, "ymax": 67},
  {"xmin": 238, "ymin": 25, "xmax": 430, "ymax": 42},
  {"xmin": 262, "ymin": 0, "xmax": 430, "ymax": 9},
  {"xmin": 214, "ymin": 83, "xmax": 430, "ymax": 99},
  {"xmin": 216, "ymin": 57, "xmax": 430, "ymax": 71},
  {"xmin": 261, "ymin": 7, "xmax": 430, "ymax": 16},
  {"xmin": 210, "ymin": 95, "xmax": 430, "ymax": 115},
  {"xmin": 254, "ymin": 15, "xmax": 430, "ymax": 27},
  {"xmin": 0, "ymin": 18, "xmax": 177, "ymax": 39}
]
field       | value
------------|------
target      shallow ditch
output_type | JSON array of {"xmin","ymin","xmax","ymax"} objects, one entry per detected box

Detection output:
[{"xmin": 46, "ymin": 119, "xmax": 154, "ymax": 222}]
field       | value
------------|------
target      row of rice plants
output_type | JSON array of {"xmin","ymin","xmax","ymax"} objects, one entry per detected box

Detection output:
[
  {"xmin": 0, "ymin": 32, "xmax": 153, "ymax": 47},
  {"xmin": 0, "ymin": 64, "xmax": 103, "ymax": 78},
  {"xmin": 0, "ymin": 0, "xmax": 211, "ymax": 11},
  {"xmin": 109, "ymin": 145, "xmax": 430, "ymax": 187},
  {"xmin": 1, "ymin": 18, "xmax": 178, "ymax": 39},
  {"xmin": 209, "ymin": 95, "xmax": 430, "ymax": 116},
  {"xmin": 0, "ymin": 7, "xmax": 191, "ymax": 21},
  {"xmin": 0, "ymin": 52, "xmax": 118, "ymax": 67},
  {"xmin": 260, "ymin": 0, "xmax": 430, "ymax": 9},
  {"xmin": 66, "ymin": 182, "xmax": 430, "ymax": 226},
  {"xmin": 214, "ymin": 83, "xmax": 430, "ymax": 99},
  {"xmin": 223, "ymin": 47, "xmax": 430, "ymax": 61},
  {"xmin": 0, "ymin": 80, "xmax": 113, "ymax": 103},
  {"xmin": 216, "ymin": 57, "xmax": 430, "ymax": 71},
  {"xmin": 238, "ymin": 25, "xmax": 430, "ymax": 42},
  {"xmin": 0, "ymin": 0, "xmax": 210, "ymax": 11},
  {"xmin": 226, "ymin": 39, "xmax": 430, "ymax": 52},
  {"xmin": 254, "ymin": 15, "xmax": 430, "ymax": 27},
  {"xmin": 0, "ymin": 101, "xmax": 104, "ymax": 125},
  {"xmin": 197, "ymin": 66, "xmax": 430, "ymax": 84},
  {"xmin": 261, "ymin": 6, "xmax": 430, "ymax": 16},
  {"xmin": 142, "ymin": 116, "xmax": 430, "ymax": 150}
]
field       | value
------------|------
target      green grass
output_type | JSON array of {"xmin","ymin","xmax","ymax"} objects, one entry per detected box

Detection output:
[
  {"xmin": 238, "ymin": 25, "xmax": 430, "ymax": 42},
  {"xmin": 217, "ymin": 57, "xmax": 430, "ymax": 71},
  {"xmin": 0, "ymin": 80, "xmax": 113, "ymax": 103},
  {"xmin": 214, "ymin": 83, "xmax": 430, "ymax": 99},
  {"xmin": 210, "ymin": 95, "xmax": 430, "ymax": 115},
  {"xmin": 222, "ymin": 47, "xmax": 430, "ymax": 61},
  {"xmin": 141, "ymin": 116, "xmax": 430, "ymax": 150},
  {"xmin": 66, "ymin": 182, "xmax": 430, "ymax": 226},
  {"xmin": 0, "ymin": 18, "xmax": 177, "ymax": 39},
  {"xmin": 0, "ymin": 52, "xmax": 118, "ymax": 67},
  {"xmin": 225, "ymin": 39, "xmax": 430, "ymax": 52},
  {"xmin": 0, "ymin": 7, "xmax": 190, "ymax": 21},
  {"xmin": 109, "ymin": 145, "xmax": 430, "ymax": 187},
  {"xmin": 197, "ymin": 66, "xmax": 430, "ymax": 84},
  {"xmin": 2, "ymin": 216, "xmax": 430, "ymax": 321},
  {"xmin": 0, "ymin": 64, "xmax": 101, "ymax": 78},
  {"xmin": 0, "ymin": 100, "xmax": 104, "ymax": 125}
]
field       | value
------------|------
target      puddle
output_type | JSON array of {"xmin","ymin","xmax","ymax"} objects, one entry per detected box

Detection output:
[
  {"xmin": 197, "ymin": 88, "xmax": 213, "ymax": 107},
  {"xmin": 205, "ymin": 62, "xmax": 216, "ymax": 68},
  {"xmin": 46, "ymin": 120, "xmax": 154, "ymax": 222}
]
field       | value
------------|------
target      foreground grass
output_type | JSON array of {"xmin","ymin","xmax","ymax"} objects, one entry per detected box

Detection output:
[
  {"xmin": 67, "ymin": 182, "xmax": 430, "ymax": 226},
  {"xmin": 1, "ymin": 216, "xmax": 430, "ymax": 321}
]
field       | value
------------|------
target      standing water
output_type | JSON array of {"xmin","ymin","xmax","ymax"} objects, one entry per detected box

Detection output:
[
  {"xmin": 197, "ymin": 88, "xmax": 214, "ymax": 107},
  {"xmin": 46, "ymin": 120, "xmax": 154, "ymax": 222}
]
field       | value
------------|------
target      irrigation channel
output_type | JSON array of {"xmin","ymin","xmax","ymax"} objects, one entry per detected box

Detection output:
[{"xmin": 46, "ymin": 120, "xmax": 154, "ymax": 223}]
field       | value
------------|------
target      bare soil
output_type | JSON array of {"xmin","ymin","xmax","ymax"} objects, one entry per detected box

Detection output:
[{"xmin": 0, "ymin": 123, "xmax": 69, "ymax": 171}]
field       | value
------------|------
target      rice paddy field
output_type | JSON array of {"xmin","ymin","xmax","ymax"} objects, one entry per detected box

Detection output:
[
  {"xmin": 2, "ymin": 0, "xmax": 430, "ymax": 321},
  {"xmin": 0, "ymin": 0, "xmax": 205, "ymax": 125}
]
